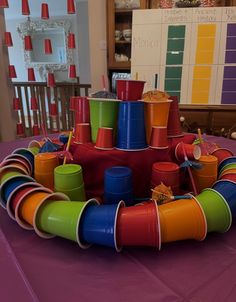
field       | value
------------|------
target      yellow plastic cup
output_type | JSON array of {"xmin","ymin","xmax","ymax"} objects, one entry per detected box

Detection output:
[{"xmin": 159, "ymin": 198, "xmax": 207, "ymax": 243}]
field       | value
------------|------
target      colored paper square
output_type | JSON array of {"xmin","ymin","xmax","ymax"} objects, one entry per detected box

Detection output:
[
  {"xmin": 221, "ymin": 92, "xmax": 236, "ymax": 104},
  {"xmin": 223, "ymin": 66, "xmax": 236, "ymax": 78},
  {"xmin": 195, "ymin": 51, "xmax": 214, "ymax": 64},
  {"xmin": 165, "ymin": 67, "xmax": 182, "ymax": 79},
  {"xmin": 167, "ymin": 39, "xmax": 185, "ymax": 51},
  {"xmin": 226, "ymin": 37, "xmax": 236, "ymax": 50},
  {"xmin": 192, "ymin": 79, "xmax": 210, "ymax": 91},
  {"xmin": 165, "ymin": 79, "xmax": 181, "ymax": 91},
  {"xmin": 227, "ymin": 24, "xmax": 236, "ymax": 37},
  {"xmin": 222, "ymin": 79, "xmax": 236, "ymax": 91},
  {"xmin": 225, "ymin": 51, "xmax": 236, "ymax": 63},
  {"xmin": 197, "ymin": 37, "xmax": 215, "ymax": 52},
  {"xmin": 191, "ymin": 91, "xmax": 209, "ymax": 104},
  {"xmin": 198, "ymin": 24, "xmax": 216, "ymax": 37},
  {"xmin": 168, "ymin": 26, "xmax": 186, "ymax": 39},
  {"xmin": 166, "ymin": 51, "xmax": 184, "ymax": 65},
  {"xmin": 193, "ymin": 66, "xmax": 212, "ymax": 79}
]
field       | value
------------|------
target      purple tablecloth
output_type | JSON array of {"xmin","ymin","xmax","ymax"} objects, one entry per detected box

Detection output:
[{"xmin": 0, "ymin": 135, "xmax": 236, "ymax": 302}]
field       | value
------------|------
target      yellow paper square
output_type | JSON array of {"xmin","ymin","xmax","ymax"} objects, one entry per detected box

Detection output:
[
  {"xmin": 197, "ymin": 38, "xmax": 215, "ymax": 52},
  {"xmin": 191, "ymin": 91, "xmax": 210, "ymax": 104},
  {"xmin": 195, "ymin": 51, "xmax": 214, "ymax": 64},
  {"xmin": 193, "ymin": 66, "xmax": 212, "ymax": 79},
  {"xmin": 198, "ymin": 24, "xmax": 216, "ymax": 37}
]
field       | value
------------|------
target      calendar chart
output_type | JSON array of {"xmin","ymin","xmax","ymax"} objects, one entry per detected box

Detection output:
[{"xmin": 131, "ymin": 7, "xmax": 236, "ymax": 105}]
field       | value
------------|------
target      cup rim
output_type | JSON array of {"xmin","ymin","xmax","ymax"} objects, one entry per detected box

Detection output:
[
  {"xmin": 0, "ymin": 164, "xmax": 29, "ymax": 179},
  {"xmin": 6, "ymin": 182, "xmax": 42, "ymax": 220},
  {"xmin": 142, "ymin": 99, "xmax": 173, "ymax": 104},
  {"xmin": 88, "ymin": 97, "xmax": 120, "ymax": 102},
  {"xmin": 113, "ymin": 200, "xmax": 125, "ymax": 252},
  {"xmin": 152, "ymin": 200, "xmax": 162, "ymax": 250},
  {"xmin": 3, "ymin": 153, "xmax": 33, "ymax": 173},
  {"xmin": 33, "ymin": 192, "xmax": 70, "ymax": 239},
  {"xmin": 150, "ymin": 145, "xmax": 169, "ymax": 150},
  {"xmin": 0, "ymin": 174, "xmax": 35, "ymax": 209},
  {"xmin": 115, "ymin": 146, "xmax": 149, "ymax": 152},
  {"xmin": 0, "ymin": 158, "xmax": 31, "ymax": 174},
  {"xmin": 219, "ymin": 156, "xmax": 236, "ymax": 171},
  {"xmin": 15, "ymin": 186, "xmax": 52, "ymax": 230}
]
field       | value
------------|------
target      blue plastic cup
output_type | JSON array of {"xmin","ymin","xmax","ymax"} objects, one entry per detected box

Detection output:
[
  {"xmin": 104, "ymin": 166, "xmax": 133, "ymax": 205},
  {"xmin": 116, "ymin": 101, "xmax": 147, "ymax": 150},
  {"xmin": 79, "ymin": 201, "xmax": 124, "ymax": 251},
  {"xmin": 212, "ymin": 180, "xmax": 236, "ymax": 218}
]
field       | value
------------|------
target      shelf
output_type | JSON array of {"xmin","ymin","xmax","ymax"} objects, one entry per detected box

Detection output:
[
  {"xmin": 115, "ymin": 9, "xmax": 133, "ymax": 14},
  {"xmin": 108, "ymin": 61, "xmax": 131, "ymax": 70},
  {"xmin": 115, "ymin": 41, "xmax": 131, "ymax": 44}
]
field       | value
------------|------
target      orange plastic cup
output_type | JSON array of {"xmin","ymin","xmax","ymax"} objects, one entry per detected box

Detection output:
[
  {"xmin": 144, "ymin": 100, "xmax": 172, "ymax": 143},
  {"xmin": 34, "ymin": 153, "xmax": 59, "ymax": 174},
  {"xmin": 196, "ymin": 155, "xmax": 218, "ymax": 175},
  {"xmin": 219, "ymin": 169, "xmax": 236, "ymax": 178},
  {"xmin": 19, "ymin": 191, "xmax": 51, "ymax": 226},
  {"xmin": 159, "ymin": 198, "xmax": 207, "ymax": 243},
  {"xmin": 192, "ymin": 173, "xmax": 217, "ymax": 192}
]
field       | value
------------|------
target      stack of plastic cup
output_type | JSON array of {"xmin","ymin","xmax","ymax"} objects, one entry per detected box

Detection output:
[
  {"xmin": 211, "ymin": 148, "xmax": 234, "ymax": 167},
  {"xmin": 54, "ymin": 164, "xmax": 86, "ymax": 201},
  {"xmin": 1, "ymin": 153, "xmax": 33, "ymax": 175},
  {"xmin": 34, "ymin": 153, "xmax": 59, "ymax": 190},
  {"xmin": 116, "ymin": 101, "xmax": 147, "ymax": 151},
  {"xmin": 192, "ymin": 155, "xmax": 218, "ymax": 192},
  {"xmin": 151, "ymin": 162, "xmax": 180, "ymax": 195},
  {"xmin": 104, "ymin": 166, "xmax": 133, "ymax": 206},
  {"xmin": 88, "ymin": 97, "xmax": 120, "ymax": 143},
  {"xmin": 218, "ymin": 156, "xmax": 236, "ymax": 176},
  {"xmin": 95, "ymin": 127, "xmax": 114, "ymax": 150},
  {"xmin": 149, "ymin": 126, "xmax": 168, "ymax": 149},
  {"xmin": 167, "ymin": 96, "xmax": 184, "ymax": 138}
]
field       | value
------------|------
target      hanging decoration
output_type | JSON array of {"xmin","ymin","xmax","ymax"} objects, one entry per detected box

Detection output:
[
  {"xmin": 13, "ymin": 97, "xmax": 21, "ymax": 111},
  {"xmin": 44, "ymin": 39, "xmax": 52, "ymax": 54},
  {"xmin": 22, "ymin": 0, "xmax": 30, "ymax": 15},
  {"xmin": 0, "ymin": 0, "xmax": 9, "ymax": 8},
  {"xmin": 67, "ymin": 0, "xmax": 76, "ymax": 14},
  {"xmin": 16, "ymin": 123, "xmax": 25, "ymax": 136},
  {"xmin": 9, "ymin": 65, "xmax": 17, "ymax": 78},
  {"xmin": 32, "ymin": 124, "xmax": 40, "ymax": 136},
  {"xmin": 30, "ymin": 97, "xmax": 38, "ymax": 111},
  {"xmin": 24, "ymin": 35, "xmax": 33, "ymax": 51},
  {"xmin": 4, "ymin": 32, "xmax": 13, "ymax": 47},
  {"xmin": 28, "ymin": 68, "xmax": 36, "ymax": 82},
  {"xmin": 41, "ymin": 3, "xmax": 49, "ymax": 19},
  {"xmin": 47, "ymin": 73, "xmax": 55, "ymax": 88},
  {"xmin": 68, "ymin": 33, "xmax": 76, "ymax": 49},
  {"xmin": 68, "ymin": 64, "xmax": 77, "ymax": 79}
]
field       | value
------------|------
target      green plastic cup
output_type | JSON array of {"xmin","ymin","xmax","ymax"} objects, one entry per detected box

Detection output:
[
  {"xmin": 54, "ymin": 164, "xmax": 84, "ymax": 190},
  {"xmin": 28, "ymin": 147, "xmax": 40, "ymax": 156},
  {"xmin": 194, "ymin": 188, "xmax": 232, "ymax": 233},
  {"xmin": 88, "ymin": 98, "xmax": 119, "ymax": 143},
  {"xmin": 55, "ymin": 183, "xmax": 86, "ymax": 201},
  {"xmin": 35, "ymin": 199, "xmax": 98, "ymax": 246},
  {"xmin": 0, "ymin": 167, "xmax": 27, "ymax": 184},
  {"xmin": 219, "ymin": 163, "xmax": 236, "ymax": 175}
]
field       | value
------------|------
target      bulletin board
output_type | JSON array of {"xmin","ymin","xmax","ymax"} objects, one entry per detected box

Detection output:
[{"xmin": 131, "ymin": 7, "xmax": 236, "ymax": 105}]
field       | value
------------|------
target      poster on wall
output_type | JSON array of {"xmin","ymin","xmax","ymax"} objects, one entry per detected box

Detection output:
[{"xmin": 131, "ymin": 7, "xmax": 236, "ymax": 105}]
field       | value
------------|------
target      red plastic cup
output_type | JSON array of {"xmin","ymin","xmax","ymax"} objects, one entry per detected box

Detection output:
[
  {"xmin": 220, "ymin": 173, "xmax": 236, "ymax": 182},
  {"xmin": 44, "ymin": 39, "xmax": 52, "ymax": 54},
  {"xmin": 150, "ymin": 126, "xmax": 168, "ymax": 149},
  {"xmin": 211, "ymin": 148, "xmax": 234, "ymax": 166},
  {"xmin": 74, "ymin": 123, "xmax": 91, "ymax": 144},
  {"xmin": 47, "ymin": 72, "xmax": 55, "ymax": 87},
  {"xmin": 175, "ymin": 143, "xmax": 201, "ymax": 162},
  {"xmin": 4, "ymin": 32, "xmax": 13, "ymax": 47},
  {"xmin": 67, "ymin": 0, "xmax": 76, "ymax": 14},
  {"xmin": 22, "ymin": 0, "xmax": 30, "ymax": 15},
  {"xmin": 13, "ymin": 97, "xmax": 21, "ymax": 110},
  {"xmin": 167, "ymin": 96, "xmax": 183, "ymax": 138},
  {"xmin": 28, "ymin": 68, "xmax": 35, "ymax": 81},
  {"xmin": 0, "ymin": 0, "xmax": 9, "ymax": 8},
  {"xmin": 16, "ymin": 123, "xmax": 25, "ymax": 136},
  {"xmin": 74, "ymin": 96, "xmax": 90, "ymax": 124},
  {"xmin": 41, "ymin": 3, "xmax": 49, "ymax": 19},
  {"xmin": 68, "ymin": 32, "xmax": 76, "ymax": 48},
  {"xmin": 49, "ymin": 103, "xmax": 58, "ymax": 116},
  {"xmin": 30, "ymin": 97, "xmax": 38, "ymax": 110},
  {"xmin": 95, "ymin": 127, "xmax": 113, "ymax": 150},
  {"xmin": 69, "ymin": 64, "xmax": 77, "ymax": 78},
  {"xmin": 117, "ymin": 201, "xmax": 161, "ymax": 249},
  {"xmin": 151, "ymin": 162, "xmax": 180, "ymax": 194},
  {"xmin": 24, "ymin": 35, "xmax": 33, "ymax": 51},
  {"xmin": 116, "ymin": 80, "xmax": 145, "ymax": 101},
  {"xmin": 9, "ymin": 65, "xmax": 17, "ymax": 78},
  {"xmin": 33, "ymin": 124, "xmax": 40, "ymax": 136}
]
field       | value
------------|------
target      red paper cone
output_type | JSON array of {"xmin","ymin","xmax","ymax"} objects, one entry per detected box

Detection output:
[
  {"xmin": 24, "ymin": 35, "xmax": 33, "ymax": 51},
  {"xmin": 0, "ymin": 0, "xmax": 9, "ymax": 8},
  {"xmin": 22, "ymin": 0, "xmax": 30, "ymax": 15},
  {"xmin": 30, "ymin": 97, "xmax": 38, "ymax": 110},
  {"xmin": 4, "ymin": 32, "xmax": 13, "ymax": 47},
  {"xmin": 41, "ymin": 3, "xmax": 49, "ymax": 19},
  {"xmin": 47, "ymin": 73, "xmax": 55, "ymax": 87},
  {"xmin": 16, "ymin": 123, "xmax": 25, "ymax": 136},
  {"xmin": 67, "ymin": 0, "xmax": 76, "ymax": 14},
  {"xmin": 68, "ymin": 33, "xmax": 76, "ymax": 49},
  {"xmin": 68, "ymin": 64, "xmax": 77, "ymax": 79},
  {"xmin": 49, "ymin": 103, "xmax": 58, "ymax": 116},
  {"xmin": 44, "ymin": 39, "xmax": 52, "ymax": 54},
  {"xmin": 9, "ymin": 65, "xmax": 17, "ymax": 78},
  {"xmin": 28, "ymin": 68, "xmax": 36, "ymax": 81},
  {"xmin": 13, "ymin": 97, "xmax": 21, "ymax": 110},
  {"xmin": 33, "ymin": 124, "xmax": 40, "ymax": 136}
]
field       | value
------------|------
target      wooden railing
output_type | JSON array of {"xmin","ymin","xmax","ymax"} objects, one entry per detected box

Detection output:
[{"xmin": 13, "ymin": 81, "xmax": 91, "ymax": 137}]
